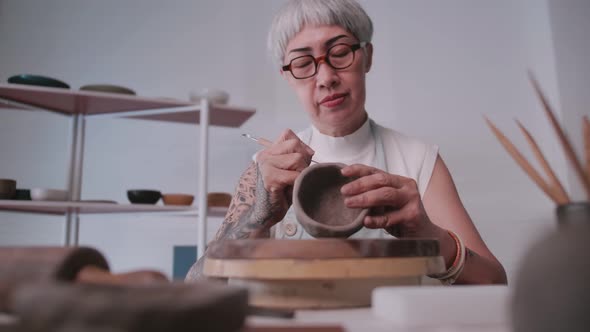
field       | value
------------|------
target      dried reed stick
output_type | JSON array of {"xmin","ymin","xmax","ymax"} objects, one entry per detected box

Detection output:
[
  {"xmin": 515, "ymin": 120, "xmax": 570, "ymax": 204},
  {"xmin": 584, "ymin": 115, "xmax": 590, "ymax": 182},
  {"xmin": 528, "ymin": 72, "xmax": 590, "ymax": 199},
  {"xmin": 485, "ymin": 116, "xmax": 562, "ymax": 204}
]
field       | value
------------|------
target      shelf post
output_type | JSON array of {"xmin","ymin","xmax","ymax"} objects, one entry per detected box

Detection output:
[
  {"xmin": 197, "ymin": 100, "xmax": 209, "ymax": 259},
  {"xmin": 65, "ymin": 114, "xmax": 79, "ymax": 246},
  {"xmin": 65, "ymin": 113, "xmax": 86, "ymax": 246}
]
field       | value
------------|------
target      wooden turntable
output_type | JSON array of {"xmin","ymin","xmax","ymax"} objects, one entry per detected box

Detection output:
[{"xmin": 204, "ymin": 239, "xmax": 445, "ymax": 309}]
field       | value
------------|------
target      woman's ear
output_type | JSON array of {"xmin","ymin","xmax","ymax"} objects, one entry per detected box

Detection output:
[
  {"xmin": 364, "ymin": 43, "xmax": 373, "ymax": 73},
  {"xmin": 280, "ymin": 68, "xmax": 290, "ymax": 82},
  {"xmin": 281, "ymin": 68, "xmax": 298, "ymax": 88}
]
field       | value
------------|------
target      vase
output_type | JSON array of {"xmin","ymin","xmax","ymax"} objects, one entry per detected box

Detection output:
[{"xmin": 512, "ymin": 202, "xmax": 590, "ymax": 332}]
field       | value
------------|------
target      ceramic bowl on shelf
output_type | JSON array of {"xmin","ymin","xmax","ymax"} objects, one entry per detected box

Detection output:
[
  {"xmin": 8, "ymin": 74, "xmax": 70, "ymax": 89},
  {"xmin": 78, "ymin": 200, "xmax": 118, "ymax": 204},
  {"xmin": 127, "ymin": 190, "xmax": 161, "ymax": 205},
  {"xmin": 0, "ymin": 179, "xmax": 17, "ymax": 199},
  {"xmin": 14, "ymin": 189, "xmax": 31, "ymax": 201},
  {"xmin": 189, "ymin": 88, "xmax": 229, "ymax": 105},
  {"xmin": 80, "ymin": 84, "xmax": 136, "ymax": 95},
  {"xmin": 30, "ymin": 188, "xmax": 69, "ymax": 201},
  {"xmin": 162, "ymin": 193, "xmax": 194, "ymax": 206},
  {"xmin": 292, "ymin": 163, "xmax": 368, "ymax": 238},
  {"xmin": 207, "ymin": 192, "xmax": 232, "ymax": 207}
]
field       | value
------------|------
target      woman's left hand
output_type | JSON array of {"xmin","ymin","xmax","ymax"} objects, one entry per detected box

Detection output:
[{"xmin": 340, "ymin": 164, "xmax": 436, "ymax": 238}]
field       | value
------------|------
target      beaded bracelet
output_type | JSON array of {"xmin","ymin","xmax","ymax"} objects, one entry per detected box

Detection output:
[{"xmin": 429, "ymin": 230, "xmax": 466, "ymax": 285}]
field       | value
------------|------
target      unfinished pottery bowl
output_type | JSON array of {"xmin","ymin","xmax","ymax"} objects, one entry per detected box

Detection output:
[{"xmin": 292, "ymin": 163, "xmax": 368, "ymax": 238}]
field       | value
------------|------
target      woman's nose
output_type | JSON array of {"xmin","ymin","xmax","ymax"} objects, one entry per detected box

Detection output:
[{"xmin": 315, "ymin": 61, "xmax": 340, "ymax": 89}]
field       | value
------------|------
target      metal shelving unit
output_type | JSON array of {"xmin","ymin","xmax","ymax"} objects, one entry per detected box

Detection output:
[{"xmin": 0, "ymin": 83, "xmax": 255, "ymax": 259}]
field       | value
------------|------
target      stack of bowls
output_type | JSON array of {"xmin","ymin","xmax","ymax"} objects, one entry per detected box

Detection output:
[{"xmin": 0, "ymin": 179, "xmax": 17, "ymax": 199}]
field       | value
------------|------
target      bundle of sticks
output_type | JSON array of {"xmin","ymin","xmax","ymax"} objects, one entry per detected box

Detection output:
[{"xmin": 485, "ymin": 72, "xmax": 590, "ymax": 205}]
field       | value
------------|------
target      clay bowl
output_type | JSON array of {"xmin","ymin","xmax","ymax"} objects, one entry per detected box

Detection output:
[
  {"xmin": 189, "ymin": 88, "xmax": 229, "ymax": 105},
  {"xmin": 8, "ymin": 74, "xmax": 70, "ymax": 89},
  {"xmin": 0, "ymin": 179, "xmax": 17, "ymax": 199},
  {"xmin": 207, "ymin": 192, "xmax": 232, "ymax": 207},
  {"xmin": 292, "ymin": 163, "xmax": 368, "ymax": 238},
  {"xmin": 14, "ymin": 189, "xmax": 31, "ymax": 200},
  {"xmin": 127, "ymin": 190, "xmax": 161, "ymax": 205},
  {"xmin": 30, "ymin": 188, "xmax": 69, "ymax": 201},
  {"xmin": 162, "ymin": 193, "xmax": 194, "ymax": 206},
  {"xmin": 80, "ymin": 84, "xmax": 136, "ymax": 95}
]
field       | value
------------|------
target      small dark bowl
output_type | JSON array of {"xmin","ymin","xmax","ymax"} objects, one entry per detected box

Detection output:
[
  {"xmin": 127, "ymin": 190, "xmax": 161, "ymax": 204},
  {"xmin": 14, "ymin": 189, "xmax": 31, "ymax": 200},
  {"xmin": 0, "ymin": 179, "xmax": 17, "ymax": 199},
  {"xmin": 8, "ymin": 74, "xmax": 70, "ymax": 89},
  {"xmin": 292, "ymin": 163, "xmax": 368, "ymax": 238}
]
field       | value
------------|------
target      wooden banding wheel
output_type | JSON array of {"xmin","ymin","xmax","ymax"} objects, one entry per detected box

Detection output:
[{"xmin": 204, "ymin": 239, "xmax": 445, "ymax": 309}]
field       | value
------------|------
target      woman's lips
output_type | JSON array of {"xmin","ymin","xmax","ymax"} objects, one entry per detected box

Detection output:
[{"xmin": 320, "ymin": 93, "xmax": 347, "ymax": 108}]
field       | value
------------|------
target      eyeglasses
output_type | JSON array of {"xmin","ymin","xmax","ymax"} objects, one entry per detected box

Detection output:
[{"xmin": 282, "ymin": 42, "xmax": 367, "ymax": 79}]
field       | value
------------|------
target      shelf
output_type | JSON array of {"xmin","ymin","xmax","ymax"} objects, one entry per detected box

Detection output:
[
  {"xmin": 0, "ymin": 83, "xmax": 255, "ymax": 127},
  {"xmin": 0, "ymin": 83, "xmax": 250, "ymax": 250},
  {"xmin": 0, "ymin": 99, "xmax": 25, "ymax": 110},
  {"xmin": 0, "ymin": 200, "xmax": 228, "ymax": 217}
]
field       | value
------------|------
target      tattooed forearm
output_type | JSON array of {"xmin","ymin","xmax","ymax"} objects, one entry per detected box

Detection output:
[
  {"xmin": 250, "ymin": 163, "xmax": 284, "ymax": 225},
  {"xmin": 465, "ymin": 248, "xmax": 477, "ymax": 261},
  {"xmin": 213, "ymin": 162, "xmax": 280, "ymax": 241},
  {"xmin": 187, "ymin": 163, "xmax": 262, "ymax": 281},
  {"xmin": 187, "ymin": 162, "xmax": 287, "ymax": 280}
]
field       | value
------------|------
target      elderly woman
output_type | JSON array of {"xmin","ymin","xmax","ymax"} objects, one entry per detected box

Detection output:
[{"xmin": 187, "ymin": 0, "xmax": 506, "ymax": 284}]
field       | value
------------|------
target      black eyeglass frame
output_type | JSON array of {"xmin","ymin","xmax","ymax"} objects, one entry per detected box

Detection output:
[{"xmin": 282, "ymin": 41, "xmax": 368, "ymax": 79}]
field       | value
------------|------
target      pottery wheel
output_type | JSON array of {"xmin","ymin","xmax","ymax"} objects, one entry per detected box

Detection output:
[{"xmin": 204, "ymin": 239, "xmax": 445, "ymax": 309}]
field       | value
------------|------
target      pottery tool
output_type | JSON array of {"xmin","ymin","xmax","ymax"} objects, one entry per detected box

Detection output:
[
  {"xmin": 242, "ymin": 133, "xmax": 318, "ymax": 164},
  {"xmin": 528, "ymin": 72, "xmax": 590, "ymax": 198},
  {"xmin": 484, "ymin": 117, "xmax": 566, "ymax": 204},
  {"xmin": 485, "ymin": 72, "xmax": 590, "ymax": 204},
  {"xmin": 204, "ymin": 239, "xmax": 444, "ymax": 309},
  {"xmin": 515, "ymin": 120, "xmax": 570, "ymax": 204}
]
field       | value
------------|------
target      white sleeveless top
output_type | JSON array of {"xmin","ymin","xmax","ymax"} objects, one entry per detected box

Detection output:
[{"xmin": 264, "ymin": 118, "xmax": 439, "ymax": 239}]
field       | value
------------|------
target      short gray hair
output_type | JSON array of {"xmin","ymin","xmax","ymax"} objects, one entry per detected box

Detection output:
[{"xmin": 268, "ymin": 0, "xmax": 373, "ymax": 67}]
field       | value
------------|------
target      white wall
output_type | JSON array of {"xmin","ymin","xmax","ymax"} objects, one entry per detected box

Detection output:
[{"xmin": 0, "ymin": 0, "xmax": 576, "ymax": 282}]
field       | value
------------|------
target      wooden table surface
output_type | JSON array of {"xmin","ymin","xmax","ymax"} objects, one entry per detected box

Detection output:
[
  {"xmin": 246, "ymin": 308, "xmax": 510, "ymax": 332},
  {"xmin": 2, "ymin": 308, "xmax": 510, "ymax": 332}
]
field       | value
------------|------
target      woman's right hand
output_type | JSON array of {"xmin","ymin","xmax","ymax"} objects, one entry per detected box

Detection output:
[{"xmin": 252, "ymin": 129, "xmax": 314, "ymax": 228}]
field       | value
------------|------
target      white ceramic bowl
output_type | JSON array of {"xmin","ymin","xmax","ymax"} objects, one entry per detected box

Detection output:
[
  {"xmin": 189, "ymin": 88, "xmax": 229, "ymax": 105},
  {"xmin": 30, "ymin": 188, "xmax": 69, "ymax": 201}
]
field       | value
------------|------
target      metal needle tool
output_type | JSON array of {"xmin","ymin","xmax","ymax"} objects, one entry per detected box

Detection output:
[{"xmin": 241, "ymin": 133, "xmax": 318, "ymax": 164}]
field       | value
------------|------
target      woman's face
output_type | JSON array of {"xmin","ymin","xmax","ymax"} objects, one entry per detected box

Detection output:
[{"xmin": 282, "ymin": 25, "xmax": 373, "ymax": 136}]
